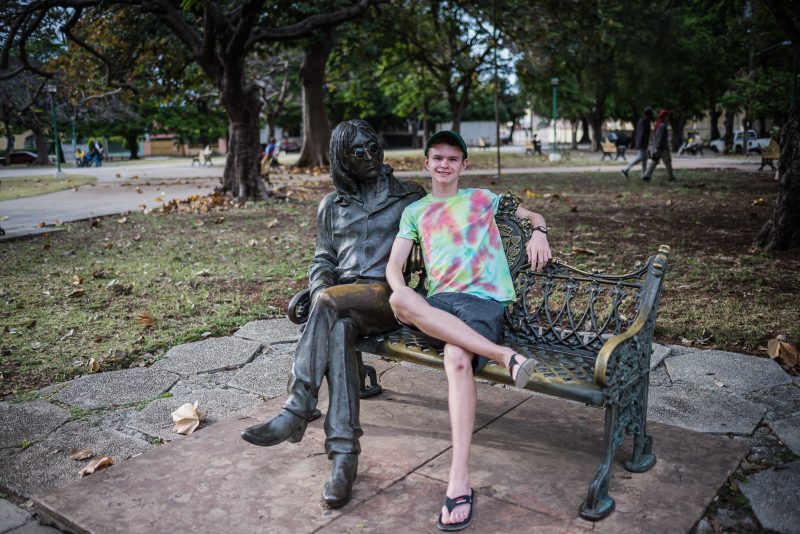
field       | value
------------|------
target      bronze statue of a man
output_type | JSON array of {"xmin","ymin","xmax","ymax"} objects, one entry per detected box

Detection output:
[{"xmin": 241, "ymin": 119, "xmax": 423, "ymax": 508}]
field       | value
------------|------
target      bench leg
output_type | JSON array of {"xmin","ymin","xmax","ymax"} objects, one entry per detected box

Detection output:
[
  {"xmin": 580, "ymin": 405, "xmax": 618, "ymax": 521},
  {"xmin": 624, "ymin": 381, "xmax": 657, "ymax": 473},
  {"xmin": 358, "ymin": 352, "xmax": 382, "ymax": 399}
]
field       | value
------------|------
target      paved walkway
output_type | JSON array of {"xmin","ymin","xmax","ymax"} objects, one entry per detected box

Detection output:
[
  {"xmin": 1, "ymin": 319, "xmax": 798, "ymax": 533},
  {"xmin": 0, "ymin": 154, "xmax": 766, "ymax": 241}
]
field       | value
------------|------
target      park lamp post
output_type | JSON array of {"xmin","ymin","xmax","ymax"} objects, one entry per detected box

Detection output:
[
  {"xmin": 549, "ymin": 77, "xmax": 561, "ymax": 161},
  {"xmin": 46, "ymin": 81, "xmax": 66, "ymax": 180}
]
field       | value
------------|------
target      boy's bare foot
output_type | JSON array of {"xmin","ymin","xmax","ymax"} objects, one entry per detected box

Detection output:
[{"xmin": 438, "ymin": 487, "xmax": 474, "ymax": 530}]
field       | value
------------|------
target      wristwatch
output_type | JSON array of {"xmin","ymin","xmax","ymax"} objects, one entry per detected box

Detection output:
[{"xmin": 532, "ymin": 225, "xmax": 549, "ymax": 235}]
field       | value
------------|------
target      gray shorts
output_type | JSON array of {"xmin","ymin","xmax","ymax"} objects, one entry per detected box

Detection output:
[{"xmin": 400, "ymin": 291, "xmax": 505, "ymax": 373}]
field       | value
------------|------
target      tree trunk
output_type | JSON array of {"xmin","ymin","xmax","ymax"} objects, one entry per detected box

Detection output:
[
  {"xmin": 710, "ymin": 107, "xmax": 722, "ymax": 140},
  {"xmin": 758, "ymin": 116, "xmax": 767, "ymax": 138},
  {"xmin": 296, "ymin": 38, "xmax": 332, "ymax": 167},
  {"xmin": 756, "ymin": 103, "xmax": 800, "ymax": 251},
  {"xmin": 723, "ymin": 110, "xmax": 735, "ymax": 151},
  {"xmin": 669, "ymin": 112, "xmax": 687, "ymax": 152},
  {"xmin": 126, "ymin": 130, "xmax": 139, "ymax": 160},
  {"xmin": 578, "ymin": 116, "xmax": 591, "ymax": 144},
  {"xmin": 32, "ymin": 124, "xmax": 49, "ymax": 165},
  {"xmin": 220, "ymin": 84, "xmax": 268, "ymax": 200},
  {"xmin": 570, "ymin": 116, "xmax": 578, "ymax": 149}
]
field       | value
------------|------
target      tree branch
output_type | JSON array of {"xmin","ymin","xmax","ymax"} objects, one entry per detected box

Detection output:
[{"xmin": 246, "ymin": 0, "xmax": 386, "ymax": 47}]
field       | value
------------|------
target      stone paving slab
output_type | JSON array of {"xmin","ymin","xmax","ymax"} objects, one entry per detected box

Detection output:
[
  {"xmin": 649, "ymin": 365, "xmax": 672, "ymax": 387},
  {"xmin": 233, "ymin": 318, "xmax": 301, "ymax": 345},
  {"xmin": 648, "ymin": 385, "xmax": 767, "ymax": 435},
  {"xmin": 228, "ymin": 348, "xmax": 295, "ymax": 399},
  {"xmin": 0, "ymin": 420, "xmax": 152, "ymax": 499},
  {"xmin": 33, "ymin": 399, "xmax": 408, "ymax": 534},
  {"xmin": 127, "ymin": 388, "xmax": 262, "ymax": 442},
  {"xmin": 53, "ymin": 368, "xmax": 178, "ymax": 410},
  {"xmin": 33, "ymin": 362, "xmax": 749, "ymax": 533},
  {"xmin": 744, "ymin": 383, "xmax": 800, "ymax": 422},
  {"xmin": 0, "ymin": 402, "xmax": 69, "ymax": 449},
  {"xmin": 739, "ymin": 462, "xmax": 800, "ymax": 534},
  {"xmin": 417, "ymin": 395, "xmax": 749, "ymax": 534},
  {"xmin": 326, "ymin": 472, "xmax": 588, "ymax": 533},
  {"xmin": 151, "ymin": 336, "xmax": 261, "ymax": 377},
  {"xmin": 650, "ymin": 343, "xmax": 672, "ymax": 370},
  {"xmin": 665, "ymin": 350, "xmax": 791, "ymax": 394},
  {"xmin": 5, "ymin": 522, "xmax": 61, "ymax": 534},
  {"xmin": 355, "ymin": 361, "xmax": 526, "ymax": 471},
  {"xmin": 768, "ymin": 414, "xmax": 800, "ymax": 456},
  {"xmin": 0, "ymin": 499, "xmax": 30, "ymax": 533}
]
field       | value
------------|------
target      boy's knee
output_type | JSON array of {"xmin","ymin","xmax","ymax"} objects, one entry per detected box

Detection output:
[
  {"xmin": 443, "ymin": 345, "xmax": 472, "ymax": 375},
  {"xmin": 389, "ymin": 290, "xmax": 413, "ymax": 320}
]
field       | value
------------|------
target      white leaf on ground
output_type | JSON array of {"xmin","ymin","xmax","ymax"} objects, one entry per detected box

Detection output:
[{"xmin": 171, "ymin": 400, "xmax": 205, "ymax": 435}]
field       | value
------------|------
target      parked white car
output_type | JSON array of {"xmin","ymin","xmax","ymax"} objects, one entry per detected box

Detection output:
[{"xmin": 708, "ymin": 130, "xmax": 771, "ymax": 154}]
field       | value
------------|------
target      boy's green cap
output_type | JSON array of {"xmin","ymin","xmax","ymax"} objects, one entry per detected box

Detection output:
[{"xmin": 424, "ymin": 130, "xmax": 468, "ymax": 158}]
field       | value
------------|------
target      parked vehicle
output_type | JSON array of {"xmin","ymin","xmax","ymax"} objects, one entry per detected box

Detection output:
[
  {"xmin": 708, "ymin": 130, "xmax": 770, "ymax": 154},
  {"xmin": 0, "ymin": 151, "xmax": 38, "ymax": 165},
  {"xmin": 280, "ymin": 139, "xmax": 301, "ymax": 153}
]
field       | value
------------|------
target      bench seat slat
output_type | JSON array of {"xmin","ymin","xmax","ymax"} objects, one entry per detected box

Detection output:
[{"xmin": 356, "ymin": 327, "xmax": 606, "ymax": 406}]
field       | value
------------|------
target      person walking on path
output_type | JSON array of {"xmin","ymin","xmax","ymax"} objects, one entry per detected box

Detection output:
[
  {"xmin": 643, "ymin": 109, "xmax": 676, "ymax": 182},
  {"xmin": 621, "ymin": 107, "xmax": 656, "ymax": 178},
  {"xmin": 386, "ymin": 131, "xmax": 551, "ymax": 530}
]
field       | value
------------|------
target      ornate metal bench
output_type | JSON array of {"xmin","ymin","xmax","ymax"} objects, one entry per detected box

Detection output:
[{"xmin": 288, "ymin": 192, "xmax": 670, "ymax": 521}]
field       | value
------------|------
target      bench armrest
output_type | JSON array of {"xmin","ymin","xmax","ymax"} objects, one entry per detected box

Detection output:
[{"xmin": 594, "ymin": 246, "xmax": 669, "ymax": 387}]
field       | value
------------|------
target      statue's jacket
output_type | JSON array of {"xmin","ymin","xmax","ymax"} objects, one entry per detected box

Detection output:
[{"xmin": 308, "ymin": 164, "xmax": 424, "ymax": 299}]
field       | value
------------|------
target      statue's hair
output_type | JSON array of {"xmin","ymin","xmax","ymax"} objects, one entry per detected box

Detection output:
[{"xmin": 329, "ymin": 119, "xmax": 384, "ymax": 196}]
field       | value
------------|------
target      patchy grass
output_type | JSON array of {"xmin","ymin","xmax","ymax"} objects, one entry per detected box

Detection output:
[
  {"xmin": 384, "ymin": 149, "xmax": 605, "ymax": 171},
  {"xmin": 0, "ymin": 194, "xmax": 319, "ymax": 398},
  {"xmin": 0, "ymin": 174, "xmax": 96, "ymax": 201},
  {"xmin": 1, "ymin": 168, "xmax": 797, "ymax": 398}
]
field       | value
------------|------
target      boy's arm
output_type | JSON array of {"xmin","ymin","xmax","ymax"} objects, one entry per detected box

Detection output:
[
  {"xmin": 515, "ymin": 206, "xmax": 552, "ymax": 271},
  {"xmin": 385, "ymin": 237, "xmax": 415, "ymax": 293}
]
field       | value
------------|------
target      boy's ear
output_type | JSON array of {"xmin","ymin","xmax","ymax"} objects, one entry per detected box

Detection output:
[{"xmin": 462, "ymin": 158, "xmax": 469, "ymax": 169}]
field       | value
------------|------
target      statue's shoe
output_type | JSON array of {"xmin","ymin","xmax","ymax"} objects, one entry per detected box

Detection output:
[
  {"xmin": 240, "ymin": 409, "xmax": 307, "ymax": 446},
  {"xmin": 322, "ymin": 453, "xmax": 358, "ymax": 509}
]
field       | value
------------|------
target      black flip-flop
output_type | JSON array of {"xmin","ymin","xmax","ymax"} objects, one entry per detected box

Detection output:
[
  {"xmin": 437, "ymin": 489, "xmax": 475, "ymax": 531},
  {"xmin": 508, "ymin": 353, "xmax": 537, "ymax": 389}
]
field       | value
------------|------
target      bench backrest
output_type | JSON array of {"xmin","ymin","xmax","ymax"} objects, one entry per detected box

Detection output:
[{"xmin": 497, "ymin": 193, "xmax": 667, "ymax": 356}]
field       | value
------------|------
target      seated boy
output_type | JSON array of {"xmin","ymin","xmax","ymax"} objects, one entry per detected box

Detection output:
[{"xmin": 386, "ymin": 131, "xmax": 551, "ymax": 531}]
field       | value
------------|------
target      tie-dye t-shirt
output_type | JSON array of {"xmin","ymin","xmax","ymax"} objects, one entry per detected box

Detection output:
[{"xmin": 397, "ymin": 188, "xmax": 515, "ymax": 305}]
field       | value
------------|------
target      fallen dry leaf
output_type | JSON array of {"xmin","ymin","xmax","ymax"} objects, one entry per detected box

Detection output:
[
  {"xmin": 135, "ymin": 310, "xmax": 156, "ymax": 327},
  {"xmin": 571, "ymin": 246, "xmax": 597, "ymax": 256},
  {"xmin": 69, "ymin": 448, "xmax": 94, "ymax": 460},
  {"xmin": 135, "ymin": 186, "xmax": 142, "ymax": 194},
  {"xmin": 767, "ymin": 338, "xmax": 799, "ymax": 368},
  {"xmin": 103, "ymin": 242, "xmax": 114, "ymax": 250},
  {"xmin": 171, "ymin": 401, "xmax": 205, "ymax": 435},
  {"xmin": 87, "ymin": 358, "xmax": 100, "ymax": 372},
  {"xmin": 79, "ymin": 456, "xmax": 113, "ymax": 476},
  {"xmin": 248, "ymin": 239, "xmax": 258, "ymax": 247},
  {"xmin": 37, "ymin": 222, "xmax": 46, "ymax": 228},
  {"xmin": 155, "ymin": 196, "xmax": 163, "ymax": 202},
  {"xmin": 752, "ymin": 198, "xmax": 767, "ymax": 206},
  {"xmin": 72, "ymin": 275, "xmax": 83, "ymax": 285},
  {"xmin": 265, "ymin": 218, "xmax": 278, "ymax": 229},
  {"xmin": 117, "ymin": 217, "xmax": 127, "ymax": 224},
  {"xmin": 713, "ymin": 380, "xmax": 725, "ymax": 388},
  {"xmin": 213, "ymin": 216, "xmax": 225, "ymax": 224},
  {"xmin": 67, "ymin": 289, "xmax": 85, "ymax": 298},
  {"xmin": 194, "ymin": 269, "xmax": 211, "ymax": 277}
]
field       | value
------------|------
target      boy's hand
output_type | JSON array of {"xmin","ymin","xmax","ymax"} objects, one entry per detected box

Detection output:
[{"xmin": 526, "ymin": 231, "xmax": 552, "ymax": 271}]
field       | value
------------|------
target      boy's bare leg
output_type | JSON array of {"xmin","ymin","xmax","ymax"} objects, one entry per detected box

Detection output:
[
  {"xmin": 441, "ymin": 343, "xmax": 477, "ymax": 525},
  {"xmin": 389, "ymin": 287, "xmax": 520, "ymax": 377}
]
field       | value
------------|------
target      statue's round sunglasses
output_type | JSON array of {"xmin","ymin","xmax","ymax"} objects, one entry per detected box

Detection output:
[{"xmin": 350, "ymin": 142, "xmax": 380, "ymax": 159}]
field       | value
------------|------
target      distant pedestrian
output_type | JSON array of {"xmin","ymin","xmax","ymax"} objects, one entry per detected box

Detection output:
[
  {"xmin": 643, "ymin": 109, "xmax": 676, "ymax": 182},
  {"xmin": 621, "ymin": 107, "xmax": 655, "ymax": 178}
]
